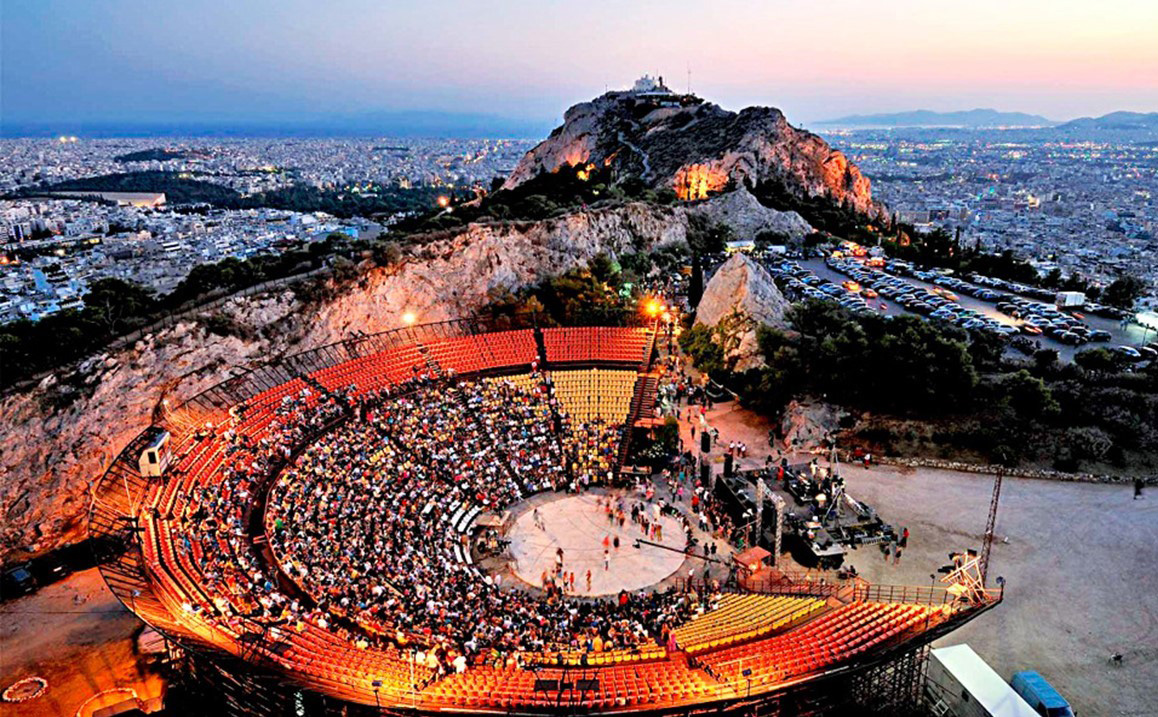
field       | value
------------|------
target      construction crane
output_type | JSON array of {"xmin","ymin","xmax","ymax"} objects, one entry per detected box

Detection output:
[{"xmin": 979, "ymin": 468, "xmax": 1004, "ymax": 585}]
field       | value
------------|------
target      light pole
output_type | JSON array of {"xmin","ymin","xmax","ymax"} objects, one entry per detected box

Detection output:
[
  {"xmin": 409, "ymin": 649, "xmax": 417, "ymax": 708},
  {"xmin": 371, "ymin": 679, "xmax": 382, "ymax": 710}
]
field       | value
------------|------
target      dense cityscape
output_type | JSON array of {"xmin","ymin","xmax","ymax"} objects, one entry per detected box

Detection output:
[
  {"xmin": 0, "ymin": 138, "xmax": 534, "ymax": 320},
  {"xmin": 3, "ymin": 130, "xmax": 1155, "ymax": 324},
  {"xmin": 828, "ymin": 130, "xmax": 1157, "ymax": 305}
]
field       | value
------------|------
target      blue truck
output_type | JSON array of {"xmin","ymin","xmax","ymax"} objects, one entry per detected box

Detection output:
[{"xmin": 1009, "ymin": 671, "xmax": 1075, "ymax": 717}]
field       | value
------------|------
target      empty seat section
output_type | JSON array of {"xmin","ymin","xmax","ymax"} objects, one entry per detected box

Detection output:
[
  {"xmin": 423, "ymin": 659, "xmax": 717, "ymax": 709},
  {"xmin": 311, "ymin": 345, "xmax": 428, "ymax": 394},
  {"xmin": 422, "ymin": 336, "xmax": 485, "ymax": 374},
  {"xmin": 551, "ymin": 369, "xmax": 637, "ymax": 422},
  {"xmin": 543, "ymin": 326, "xmax": 652, "ymax": 365},
  {"xmin": 699, "ymin": 602, "xmax": 951, "ymax": 687},
  {"xmin": 674, "ymin": 595, "xmax": 827, "ymax": 654},
  {"xmin": 476, "ymin": 329, "xmax": 536, "ymax": 368}
]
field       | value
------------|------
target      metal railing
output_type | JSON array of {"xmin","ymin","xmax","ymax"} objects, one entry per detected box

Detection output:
[{"xmin": 853, "ymin": 581, "xmax": 1004, "ymax": 607}]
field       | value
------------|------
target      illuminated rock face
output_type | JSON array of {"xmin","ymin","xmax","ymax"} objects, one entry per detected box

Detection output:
[
  {"xmin": 674, "ymin": 163, "xmax": 729, "ymax": 201},
  {"xmin": 505, "ymin": 91, "xmax": 883, "ymax": 218}
]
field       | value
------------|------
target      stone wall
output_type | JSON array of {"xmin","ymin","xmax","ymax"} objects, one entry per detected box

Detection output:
[{"xmin": 873, "ymin": 455, "xmax": 1156, "ymax": 486}]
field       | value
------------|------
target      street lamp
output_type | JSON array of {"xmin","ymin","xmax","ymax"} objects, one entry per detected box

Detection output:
[
  {"xmin": 643, "ymin": 298, "xmax": 663, "ymax": 319},
  {"xmin": 371, "ymin": 679, "xmax": 382, "ymax": 709},
  {"xmin": 401, "ymin": 311, "xmax": 417, "ymax": 326}
]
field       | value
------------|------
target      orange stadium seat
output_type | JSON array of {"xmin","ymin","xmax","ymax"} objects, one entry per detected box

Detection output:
[{"xmin": 542, "ymin": 327, "xmax": 652, "ymax": 365}]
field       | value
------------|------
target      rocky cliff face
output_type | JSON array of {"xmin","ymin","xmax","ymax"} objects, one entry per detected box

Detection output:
[
  {"xmin": 505, "ymin": 92, "xmax": 882, "ymax": 217},
  {"xmin": 694, "ymin": 253, "xmax": 792, "ymax": 372},
  {"xmin": 778, "ymin": 399, "xmax": 847, "ymax": 453},
  {"xmin": 0, "ymin": 202, "xmax": 688, "ymax": 566}
]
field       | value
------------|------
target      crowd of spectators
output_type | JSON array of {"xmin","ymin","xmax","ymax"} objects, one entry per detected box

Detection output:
[
  {"xmin": 170, "ymin": 387, "xmax": 348, "ymax": 630},
  {"xmin": 260, "ymin": 375, "xmax": 716, "ymax": 670},
  {"xmin": 560, "ymin": 417, "xmax": 621, "ymax": 484}
]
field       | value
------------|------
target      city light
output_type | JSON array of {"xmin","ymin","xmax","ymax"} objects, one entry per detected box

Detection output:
[
  {"xmin": 437, "ymin": 196, "xmax": 450, "ymax": 208},
  {"xmin": 401, "ymin": 311, "xmax": 417, "ymax": 326}
]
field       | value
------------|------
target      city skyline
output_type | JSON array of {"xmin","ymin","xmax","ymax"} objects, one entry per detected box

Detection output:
[{"xmin": 4, "ymin": 0, "xmax": 1158, "ymax": 134}]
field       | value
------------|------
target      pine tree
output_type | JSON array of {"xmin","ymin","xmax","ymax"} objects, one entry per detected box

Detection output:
[{"xmin": 688, "ymin": 254, "xmax": 704, "ymax": 309}]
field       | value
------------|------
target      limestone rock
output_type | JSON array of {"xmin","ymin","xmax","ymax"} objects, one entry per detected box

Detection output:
[
  {"xmin": 779, "ymin": 399, "xmax": 847, "ymax": 453},
  {"xmin": 694, "ymin": 253, "xmax": 790, "ymax": 372},
  {"xmin": 683, "ymin": 187, "xmax": 812, "ymax": 240},
  {"xmin": 505, "ymin": 92, "xmax": 883, "ymax": 218}
]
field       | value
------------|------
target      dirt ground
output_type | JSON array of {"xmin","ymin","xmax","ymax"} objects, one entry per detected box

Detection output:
[
  {"xmin": 0, "ymin": 568, "xmax": 164, "ymax": 716},
  {"xmin": 687, "ymin": 398, "xmax": 1158, "ymax": 717},
  {"xmin": 840, "ymin": 465, "xmax": 1158, "ymax": 717}
]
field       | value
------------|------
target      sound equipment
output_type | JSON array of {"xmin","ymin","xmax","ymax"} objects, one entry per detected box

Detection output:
[
  {"xmin": 700, "ymin": 432, "xmax": 711, "ymax": 453},
  {"xmin": 724, "ymin": 453, "xmax": 734, "ymax": 477}
]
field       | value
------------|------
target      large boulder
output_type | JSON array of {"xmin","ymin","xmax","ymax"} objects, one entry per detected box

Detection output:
[
  {"xmin": 694, "ymin": 253, "xmax": 791, "ymax": 371},
  {"xmin": 779, "ymin": 399, "xmax": 847, "ymax": 453},
  {"xmin": 683, "ymin": 187, "xmax": 812, "ymax": 240}
]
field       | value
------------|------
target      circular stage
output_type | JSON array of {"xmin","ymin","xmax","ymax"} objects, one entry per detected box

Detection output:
[{"xmin": 507, "ymin": 492, "xmax": 688, "ymax": 596}]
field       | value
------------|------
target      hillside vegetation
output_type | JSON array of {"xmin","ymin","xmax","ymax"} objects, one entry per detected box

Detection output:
[{"xmin": 682, "ymin": 299, "xmax": 1158, "ymax": 473}]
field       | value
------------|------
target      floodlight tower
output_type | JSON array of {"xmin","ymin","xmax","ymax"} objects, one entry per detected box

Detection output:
[{"xmin": 979, "ymin": 468, "xmax": 1004, "ymax": 585}]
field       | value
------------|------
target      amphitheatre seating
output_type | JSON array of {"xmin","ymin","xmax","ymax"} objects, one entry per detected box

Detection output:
[
  {"xmin": 421, "ymin": 335, "xmax": 486, "ymax": 374},
  {"xmin": 234, "ymin": 378, "xmax": 311, "ymax": 433},
  {"xmin": 543, "ymin": 327, "xmax": 652, "ymax": 365},
  {"xmin": 309, "ymin": 345, "xmax": 426, "ymax": 393},
  {"xmin": 699, "ymin": 602, "xmax": 951, "ymax": 688},
  {"xmin": 521, "ymin": 643, "xmax": 667, "ymax": 668},
  {"xmin": 492, "ymin": 372, "xmax": 542, "ymax": 396},
  {"xmin": 674, "ymin": 595, "xmax": 827, "ymax": 655},
  {"xmin": 552, "ymin": 369, "xmax": 637, "ymax": 422},
  {"xmin": 309, "ymin": 331, "xmax": 536, "ymax": 391},
  {"xmin": 120, "ymin": 326, "xmax": 984, "ymax": 713},
  {"xmin": 476, "ymin": 329, "xmax": 537, "ymax": 367},
  {"xmin": 423, "ymin": 659, "xmax": 719, "ymax": 710}
]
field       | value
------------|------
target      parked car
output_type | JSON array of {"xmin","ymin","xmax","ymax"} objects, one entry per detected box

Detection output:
[
  {"xmin": 1, "ymin": 563, "xmax": 37, "ymax": 599},
  {"xmin": 1009, "ymin": 671, "xmax": 1074, "ymax": 717}
]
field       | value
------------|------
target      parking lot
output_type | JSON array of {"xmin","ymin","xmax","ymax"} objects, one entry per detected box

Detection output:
[{"xmin": 785, "ymin": 257, "xmax": 1152, "ymax": 363}]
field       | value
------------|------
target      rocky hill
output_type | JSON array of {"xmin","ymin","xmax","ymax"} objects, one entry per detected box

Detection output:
[
  {"xmin": 504, "ymin": 90, "xmax": 882, "ymax": 217},
  {"xmin": 0, "ymin": 202, "xmax": 688, "ymax": 565}
]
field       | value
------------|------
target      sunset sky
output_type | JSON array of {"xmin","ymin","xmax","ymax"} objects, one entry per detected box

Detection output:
[{"xmin": 4, "ymin": 0, "xmax": 1157, "ymax": 130}]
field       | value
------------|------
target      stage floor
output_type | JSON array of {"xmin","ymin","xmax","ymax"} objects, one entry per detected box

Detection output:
[{"xmin": 506, "ymin": 492, "xmax": 688, "ymax": 596}]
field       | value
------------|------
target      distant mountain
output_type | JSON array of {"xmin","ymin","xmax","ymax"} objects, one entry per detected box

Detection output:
[
  {"xmin": 815, "ymin": 108, "xmax": 1055, "ymax": 128},
  {"xmin": 1055, "ymin": 111, "xmax": 1158, "ymax": 131},
  {"xmin": 0, "ymin": 111, "xmax": 554, "ymax": 139}
]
